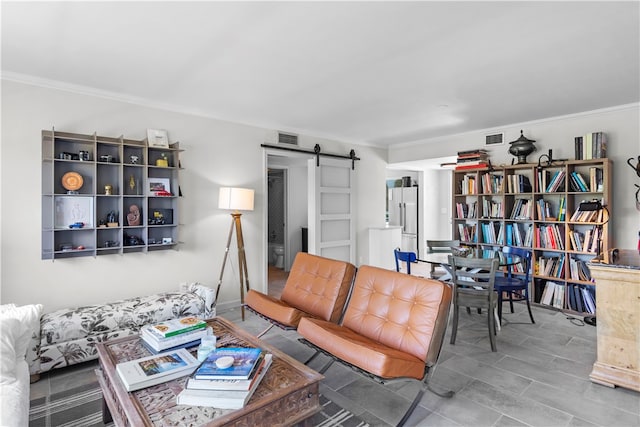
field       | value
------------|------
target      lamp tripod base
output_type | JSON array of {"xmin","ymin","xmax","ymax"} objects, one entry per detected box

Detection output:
[{"xmin": 216, "ymin": 213, "xmax": 250, "ymax": 321}]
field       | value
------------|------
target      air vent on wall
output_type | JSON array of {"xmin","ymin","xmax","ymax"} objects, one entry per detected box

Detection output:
[
  {"xmin": 278, "ymin": 132, "xmax": 298, "ymax": 146},
  {"xmin": 485, "ymin": 133, "xmax": 504, "ymax": 146}
]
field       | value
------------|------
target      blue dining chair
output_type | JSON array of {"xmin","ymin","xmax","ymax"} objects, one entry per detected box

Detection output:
[
  {"xmin": 494, "ymin": 246, "xmax": 535, "ymax": 324},
  {"xmin": 394, "ymin": 248, "xmax": 417, "ymax": 274}
]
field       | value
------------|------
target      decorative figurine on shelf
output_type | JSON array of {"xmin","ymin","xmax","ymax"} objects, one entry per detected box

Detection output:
[
  {"xmin": 129, "ymin": 155, "xmax": 139, "ymax": 164},
  {"xmin": 107, "ymin": 210, "xmax": 118, "ymax": 227},
  {"xmin": 129, "ymin": 175, "xmax": 136, "ymax": 194},
  {"xmin": 508, "ymin": 130, "xmax": 537, "ymax": 164},
  {"xmin": 127, "ymin": 204, "xmax": 141, "ymax": 226},
  {"xmin": 156, "ymin": 152, "xmax": 169, "ymax": 167},
  {"xmin": 104, "ymin": 184, "xmax": 113, "ymax": 195}
]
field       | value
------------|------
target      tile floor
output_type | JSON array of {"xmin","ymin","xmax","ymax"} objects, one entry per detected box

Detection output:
[{"xmin": 31, "ymin": 303, "xmax": 640, "ymax": 426}]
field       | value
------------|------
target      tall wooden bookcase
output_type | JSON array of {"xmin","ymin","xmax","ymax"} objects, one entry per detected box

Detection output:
[
  {"xmin": 42, "ymin": 129, "xmax": 183, "ymax": 259},
  {"xmin": 452, "ymin": 159, "xmax": 612, "ymax": 315}
]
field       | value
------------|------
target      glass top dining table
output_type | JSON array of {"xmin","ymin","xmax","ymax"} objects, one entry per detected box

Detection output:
[{"xmin": 417, "ymin": 250, "xmax": 522, "ymax": 281}]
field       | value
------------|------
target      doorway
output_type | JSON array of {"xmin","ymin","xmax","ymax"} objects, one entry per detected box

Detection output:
[
  {"xmin": 265, "ymin": 153, "xmax": 311, "ymax": 296},
  {"xmin": 267, "ymin": 168, "xmax": 287, "ymax": 298}
]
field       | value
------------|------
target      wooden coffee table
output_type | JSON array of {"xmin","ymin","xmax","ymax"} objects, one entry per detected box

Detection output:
[{"xmin": 95, "ymin": 316, "xmax": 323, "ymax": 426}]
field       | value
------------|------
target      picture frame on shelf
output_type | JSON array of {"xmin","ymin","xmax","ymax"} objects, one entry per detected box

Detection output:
[
  {"xmin": 55, "ymin": 196, "xmax": 94, "ymax": 229},
  {"xmin": 148, "ymin": 177, "xmax": 171, "ymax": 196},
  {"xmin": 147, "ymin": 129, "xmax": 169, "ymax": 148}
]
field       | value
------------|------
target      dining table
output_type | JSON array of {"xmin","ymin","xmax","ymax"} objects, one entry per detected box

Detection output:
[{"xmin": 417, "ymin": 250, "xmax": 523, "ymax": 329}]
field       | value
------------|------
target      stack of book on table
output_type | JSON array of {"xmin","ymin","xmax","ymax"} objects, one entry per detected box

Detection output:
[
  {"xmin": 177, "ymin": 347, "xmax": 272, "ymax": 409},
  {"xmin": 141, "ymin": 316, "xmax": 208, "ymax": 354},
  {"xmin": 116, "ymin": 348, "xmax": 200, "ymax": 391}
]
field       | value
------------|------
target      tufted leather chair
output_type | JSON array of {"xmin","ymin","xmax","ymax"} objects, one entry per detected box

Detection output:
[
  {"xmin": 298, "ymin": 265, "xmax": 453, "ymax": 426},
  {"xmin": 245, "ymin": 252, "xmax": 356, "ymax": 336}
]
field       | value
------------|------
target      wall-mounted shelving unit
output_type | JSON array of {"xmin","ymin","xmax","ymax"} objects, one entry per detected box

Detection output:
[{"xmin": 42, "ymin": 129, "xmax": 183, "ymax": 260}]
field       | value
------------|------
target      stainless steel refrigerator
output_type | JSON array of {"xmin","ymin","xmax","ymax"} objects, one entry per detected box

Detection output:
[{"xmin": 388, "ymin": 186, "xmax": 419, "ymax": 256}]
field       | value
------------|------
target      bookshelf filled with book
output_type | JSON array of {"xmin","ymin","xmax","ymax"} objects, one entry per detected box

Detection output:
[{"xmin": 452, "ymin": 158, "xmax": 612, "ymax": 316}]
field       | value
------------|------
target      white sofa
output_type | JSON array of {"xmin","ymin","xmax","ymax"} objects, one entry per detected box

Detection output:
[
  {"xmin": 30, "ymin": 283, "xmax": 215, "ymax": 378},
  {"xmin": 1, "ymin": 303, "xmax": 43, "ymax": 427}
]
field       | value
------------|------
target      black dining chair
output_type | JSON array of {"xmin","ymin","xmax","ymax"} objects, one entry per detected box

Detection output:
[
  {"xmin": 449, "ymin": 255, "xmax": 500, "ymax": 352},
  {"xmin": 394, "ymin": 248, "xmax": 417, "ymax": 274},
  {"xmin": 494, "ymin": 246, "xmax": 535, "ymax": 324}
]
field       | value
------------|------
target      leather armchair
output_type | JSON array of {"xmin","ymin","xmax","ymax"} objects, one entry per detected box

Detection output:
[
  {"xmin": 298, "ymin": 265, "xmax": 453, "ymax": 426},
  {"xmin": 245, "ymin": 252, "xmax": 356, "ymax": 336}
]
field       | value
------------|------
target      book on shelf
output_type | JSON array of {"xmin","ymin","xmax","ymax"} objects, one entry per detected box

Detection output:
[
  {"xmin": 545, "ymin": 170, "xmax": 566, "ymax": 192},
  {"xmin": 589, "ymin": 167, "xmax": 604, "ymax": 192},
  {"xmin": 540, "ymin": 281, "xmax": 560, "ymax": 306},
  {"xmin": 176, "ymin": 353, "xmax": 273, "ymax": 409},
  {"xmin": 581, "ymin": 287, "xmax": 596, "ymax": 313},
  {"xmin": 552, "ymin": 283, "xmax": 565, "ymax": 309},
  {"xmin": 455, "ymin": 162, "xmax": 489, "ymax": 171},
  {"xmin": 574, "ymin": 132, "xmax": 607, "ymax": 160},
  {"xmin": 571, "ymin": 172, "xmax": 589, "ymax": 192},
  {"xmin": 185, "ymin": 353, "xmax": 272, "ymax": 391},
  {"xmin": 140, "ymin": 324, "xmax": 207, "ymax": 352},
  {"xmin": 150, "ymin": 316, "xmax": 207, "ymax": 338},
  {"xmin": 193, "ymin": 347, "xmax": 263, "ymax": 380},
  {"xmin": 116, "ymin": 348, "xmax": 199, "ymax": 392},
  {"xmin": 572, "ymin": 285, "xmax": 584, "ymax": 313}
]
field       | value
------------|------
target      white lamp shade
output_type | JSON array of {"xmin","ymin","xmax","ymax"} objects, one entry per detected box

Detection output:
[{"xmin": 218, "ymin": 187, "xmax": 254, "ymax": 211}]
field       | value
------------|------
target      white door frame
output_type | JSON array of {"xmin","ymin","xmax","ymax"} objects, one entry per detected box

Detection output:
[{"xmin": 262, "ymin": 148, "xmax": 314, "ymax": 293}]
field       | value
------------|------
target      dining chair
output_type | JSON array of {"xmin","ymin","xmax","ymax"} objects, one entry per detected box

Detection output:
[
  {"xmin": 394, "ymin": 248, "xmax": 417, "ymax": 274},
  {"xmin": 494, "ymin": 246, "xmax": 535, "ymax": 324},
  {"xmin": 426, "ymin": 240, "xmax": 460, "ymax": 279},
  {"xmin": 449, "ymin": 255, "xmax": 500, "ymax": 352}
]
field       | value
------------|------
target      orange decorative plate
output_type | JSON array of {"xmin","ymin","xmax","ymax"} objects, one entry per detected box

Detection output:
[{"xmin": 62, "ymin": 171, "xmax": 83, "ymax": 191}]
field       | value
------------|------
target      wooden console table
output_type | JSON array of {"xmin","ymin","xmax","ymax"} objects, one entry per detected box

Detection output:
[
  {"xmin": 95, "ymin": 316, "xmax": 323, "ymax": 426},
  {"xmin": 588, "ymin": 249, "xmax": 640, "ymax": 392}
]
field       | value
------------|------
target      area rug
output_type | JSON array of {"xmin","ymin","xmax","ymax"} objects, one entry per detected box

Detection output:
[{"xmin": 29, "ymin": 382, "xmax": 370, "ymax": 427}]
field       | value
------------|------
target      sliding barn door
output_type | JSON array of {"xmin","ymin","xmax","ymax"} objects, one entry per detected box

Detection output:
[{"xmin": 307, "ymin": 157, "xmax": 355, "ymax": 264}]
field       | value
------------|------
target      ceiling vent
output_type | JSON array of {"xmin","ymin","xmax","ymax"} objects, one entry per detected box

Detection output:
[
  {"xmin": 277, "ymin": 132, "xmax": 298, "ymax": 146},
  {"xmin": 485, "ymin": 133, "xmax": 504, "ymax": 146}
]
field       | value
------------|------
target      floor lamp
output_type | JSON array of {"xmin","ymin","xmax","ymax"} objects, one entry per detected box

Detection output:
[{"xmin": 217, "ymin": 187, "xmax": 254, "ymax": 320}]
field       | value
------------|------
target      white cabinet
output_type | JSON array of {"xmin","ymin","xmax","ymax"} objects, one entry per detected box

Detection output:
[{"xmin": 368, "ymin": 227, "xmax": 402, "ymax": 270}]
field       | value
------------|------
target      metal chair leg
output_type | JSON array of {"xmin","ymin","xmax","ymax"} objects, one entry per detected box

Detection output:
[{"xmin": 256, "ymin": 323, "xmax": 274, "ymax": 338}]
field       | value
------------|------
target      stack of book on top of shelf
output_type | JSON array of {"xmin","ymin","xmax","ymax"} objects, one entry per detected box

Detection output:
[
  {"xmin": 116, "ymin": 347, "xmax": 200, "ymax": 391},
  {"xmin": 574, "ymin": 132, "xmax": 607, "ymax": 160},
  {"xmin": 455, "ymin": 149, "xmax": 489, "ymax": 170},
  {"xmin": 177, "ymin": 347, "xmax": 272, "ymax": 409},
  {"xmin": 141, "ymin": 316, "xmax": 208, "ymax": 354}
]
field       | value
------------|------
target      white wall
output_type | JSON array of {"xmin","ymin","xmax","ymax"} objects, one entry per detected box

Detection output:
[
  {"xmin": 0, "ymin": 81, "xmax": 387, "ymax": 313},
  {"xmin": 389, "ymin": 105, "xmax": 640, "ymax": 250}
]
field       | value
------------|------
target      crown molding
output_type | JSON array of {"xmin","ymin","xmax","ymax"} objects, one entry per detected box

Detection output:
[{"xmin": 393, "ymin": 102, "xmax": 640, "ymax": 150}]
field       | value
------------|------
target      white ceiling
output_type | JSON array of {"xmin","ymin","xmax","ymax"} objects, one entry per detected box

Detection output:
[{"xmin": 2, "ymin": 1, "xmax": 639, "ymax": 149}]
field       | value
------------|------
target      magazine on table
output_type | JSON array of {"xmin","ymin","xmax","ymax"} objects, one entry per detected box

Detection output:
[
  {"xmin": 193, "ymin": 347, "xmax": 263, "ymax": 380},
  {"xmin": 186, "ymin": 352, "xmax": 272, "ymax": 391},
  {"xmin": 116, "ymin": 348, "xmax": 199, "ymax": 391},
  {"xmin": 150, "ymin": 316, "xmax": 206, "ymax": 338},
  {"xmin": 177, "ymin": 354, "xmax": 272, "ymax": 408}
]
